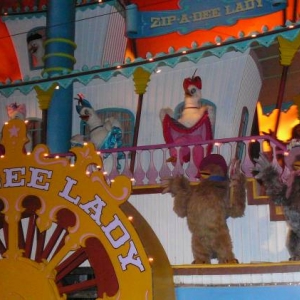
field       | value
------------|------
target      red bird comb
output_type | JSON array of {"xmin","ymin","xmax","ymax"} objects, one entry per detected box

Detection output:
[{"xmin": 183, "ymin": 75, "xmax": 202, "ymax": 93}]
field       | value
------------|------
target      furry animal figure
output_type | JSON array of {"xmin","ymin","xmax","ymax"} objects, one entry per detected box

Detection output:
[
  {"xmin": 253, "ymin": 148, "xmax": 300, "ymax": 261},
  {"xmin": 162, "ymin": 154, "xmax": 246, "ymax": 264},
  {"xmin": 71, "ymin": 94, "xmax": 123, "ymax": 150}
]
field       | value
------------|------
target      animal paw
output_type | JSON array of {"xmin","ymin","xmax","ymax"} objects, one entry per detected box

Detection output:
[
  {"xmin": 219, "ymin": 258, "xmax": 239, "ymax": 264},
  {"xmin": 228, "ymin": 258, "xmax": 239, "ymax": 264},
  {"xmin": 192, "ymin": 259, "xmax": 211, "ymax": 264},
  {"xmin": 252, "ymin": 153, "xmax": 272, "ymax": 179},
  {"xmin": 229, "ymin": 159, "xmax": 245, "ymax": 186},
  {"xmin": 161, "ymin": 175, "xmax": 190, "ymax": 196},
  {"xmin": 229, "ymin": 158, "xmax": 241, "ymax": 178}
]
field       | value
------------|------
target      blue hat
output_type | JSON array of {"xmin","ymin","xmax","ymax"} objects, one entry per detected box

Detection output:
[{"xmin": 75, "ymin": 94, "xmax": 93, "ymax": 114}]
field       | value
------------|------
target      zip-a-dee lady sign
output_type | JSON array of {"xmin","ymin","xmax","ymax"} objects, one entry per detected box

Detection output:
[
  {"xmin": 0, "ymin": 119, "xmax": 174, "ymax": 299},
  {"xmin": 126, "ymin": 0, "xmax": 287, "ymax": 37}
]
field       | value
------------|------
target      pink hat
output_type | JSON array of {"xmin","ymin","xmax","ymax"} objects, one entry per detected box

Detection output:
[{"xmin": 199, "ymin": 154, "xmax": 228, "ymax": 175}]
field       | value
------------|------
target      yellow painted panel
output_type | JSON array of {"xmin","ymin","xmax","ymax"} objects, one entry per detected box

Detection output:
[{"xmin": 0, "ymin": 119, "xmax": 154, "ymax": 300}]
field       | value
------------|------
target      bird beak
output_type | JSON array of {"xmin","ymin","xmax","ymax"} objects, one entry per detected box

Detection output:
[
  {"xmin": 199, "ymin": 171, "xmax": 211, "ymax": 179},
  {"xmin": 80, "ymin": 115, "xmax": 89, "ymax": 121}
]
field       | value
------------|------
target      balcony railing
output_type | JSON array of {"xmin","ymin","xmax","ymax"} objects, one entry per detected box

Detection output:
[
  {"xmin": 96, "ymin": 135, "xmax": 289, "ymax": 193},
  {"xmin": 48, "ymin": 135, "xmax": 289, "ymax": 194}
]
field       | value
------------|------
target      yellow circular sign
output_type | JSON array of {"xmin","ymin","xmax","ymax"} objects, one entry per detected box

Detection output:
[{"xmin": 0, "ymin": 119, "xmax": 153, "ymax": 299}]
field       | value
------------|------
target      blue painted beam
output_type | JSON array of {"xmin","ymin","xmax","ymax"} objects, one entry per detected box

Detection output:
[{"xmin": 45, "ymin": 0, "xmax": 76, "ymax": 153}]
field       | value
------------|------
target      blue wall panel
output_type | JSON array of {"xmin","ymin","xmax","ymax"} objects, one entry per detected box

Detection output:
[{"xmin": 176, "ymin": 285, "xmax": 300, "ymax": 299}]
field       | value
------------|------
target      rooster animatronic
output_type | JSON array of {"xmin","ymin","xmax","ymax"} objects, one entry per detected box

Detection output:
[
  {"xmin": 163, "ymin": 154, "xmax": 246, "ymax": 264},
  {"xmin": 159, "ymin": 74, "xmax": 213, "ymax": 168},
  {"xmin": 254, "ymin": 142, "xmax": 300, "ymax": 261},
  {"xmin": 71, "ymin": 94, "xmax": 123, "ymax": 152}
]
